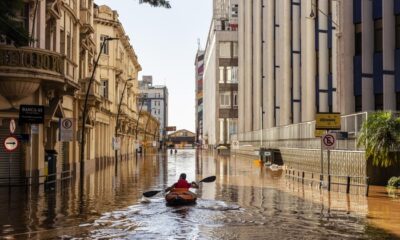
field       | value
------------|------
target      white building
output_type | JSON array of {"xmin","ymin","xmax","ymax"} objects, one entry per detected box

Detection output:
[
  {"xmin": 138, "ymin": 76, "xmax": 169, "ymax": 144},
  {"xmin": 203, "ymin": 0, "xmax": 239, "ymax": 147}
]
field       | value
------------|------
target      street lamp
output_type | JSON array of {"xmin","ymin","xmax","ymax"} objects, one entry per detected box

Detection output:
[
  {"xmin": 80, "ymin": 37, "xmax": 118, "ymax": 180},
  {"xmin": 115, "ymin": 77, "xmax": 134, "ymax": 163},
  {"xmin": 134, "ymin": 94, "xmax": 147, "ymax": 155}
]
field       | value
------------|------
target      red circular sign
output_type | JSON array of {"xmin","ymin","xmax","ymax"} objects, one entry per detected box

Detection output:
[{"xmin": 4, "ymin": 136, "xmax": 19, "ymax": 152}]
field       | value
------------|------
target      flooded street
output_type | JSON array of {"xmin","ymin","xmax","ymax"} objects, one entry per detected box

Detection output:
[{"xmin": 1, "ymin": 149, "xmax": 399, "ymax": 239}]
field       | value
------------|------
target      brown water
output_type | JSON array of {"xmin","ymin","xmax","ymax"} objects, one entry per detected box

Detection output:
[{"xmin": 0, "ymin": 149, "xmax": 399, "ymax": 239}]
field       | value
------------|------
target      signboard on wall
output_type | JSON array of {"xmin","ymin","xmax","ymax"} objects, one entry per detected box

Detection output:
[
  {"xmin": 60, "ymin": 118, "xmax": 74, "ymax": 142},
  {"xmin": 112, "ymin": 137, "xmax": 121, "ymax": 150},
  {"xmin": 19, "ymin": 105, "xmax": 44, "ymax": 124},
  {"xmin": 165, "ymin": 126, "xmax": 176, "ymax": 131}
]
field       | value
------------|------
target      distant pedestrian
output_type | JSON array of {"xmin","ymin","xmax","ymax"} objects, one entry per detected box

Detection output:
[{"xmin": 174, "ymin": 148, "xmax": 177, "ymax": 154}]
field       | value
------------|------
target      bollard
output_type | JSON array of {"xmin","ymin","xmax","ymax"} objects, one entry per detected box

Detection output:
[
  {"xmin": 302, "ymin": 171, "xmax": 305, "ymax": 184},
  {"xmin": 365, "ymin": 178, "xmax": 369, "ymax": 197},
  {"xmin": 346, "ymin": 176, "xmax": 351, "ymax": 194}
]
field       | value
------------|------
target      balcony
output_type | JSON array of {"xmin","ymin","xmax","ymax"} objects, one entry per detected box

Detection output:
[
  {"xmin": 79, "ymin": 78, "xmax": 101, "ymax": 107},
  {"xmin": 0, "ymin": 45, "xmax": 79, "ymax": 101}
]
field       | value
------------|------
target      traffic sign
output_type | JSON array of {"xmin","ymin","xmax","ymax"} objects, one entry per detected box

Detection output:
[
  {"xmin": 322, "ymin": 133, "xmax": 336, "ymax": 150},
  {"xmin": 9, "ymin": 119, "xmax": 16, "ymax": 134},
  {"xmin": 4, "ymin": 136, "xmax": 19, "ymax": 152},
  {"xmin": 231, "ymin": 140, "xmax": 239, "ymax": 150},
  {"xmin": 316, "ymin": 113, "xmax": 341, "ymax": 130},
  {"xmin": 60, "ymin": 118, "xmax": 74, "ymax": 142}
]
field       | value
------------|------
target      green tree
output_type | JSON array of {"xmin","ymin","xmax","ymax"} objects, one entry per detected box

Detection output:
[
  {"xmin": 140, "ymin": 0, "xmax": 171, "ymax": 8},
  {"xmin": 0, "ymin": 0, "xmax": 30, "ymax": 46},
  {"xmin": 357, "ymin": 111, "xmax": 400, "ymax": 167}
]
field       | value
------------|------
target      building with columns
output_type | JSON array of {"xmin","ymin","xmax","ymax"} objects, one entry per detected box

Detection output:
[
  {"xmin": 194, "ymin": 49, "xmax": 205, "ymax": 145},
  {"xmin": 0, "ymin": 1, "xmax": 147, "ymax": 186},
  {"xmin": 238, "ymin": 0, "xmax": 400, "ymax": 134},
  {"xmin": 203, "ymin": 0, "xmax": 239, "ymax": 147}
]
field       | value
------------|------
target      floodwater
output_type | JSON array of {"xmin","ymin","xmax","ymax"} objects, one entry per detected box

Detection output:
[{"xmin": 0, "ymin": 149, "xmax": 399, "ymax": 239}]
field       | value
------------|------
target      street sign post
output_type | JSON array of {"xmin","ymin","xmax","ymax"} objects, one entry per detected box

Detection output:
[
  {"xmin": 316, "ymin": 113, "xmax": 341, "ymax": 130},
  {"xmin": 4, "ymin": 136, "xmax": 19, "ymax": 152},
  {"xmin": 322, "ymin": 133, "xmax": 336, "ymax": 150},
  {"xmin": 9, "ymin": 119, "xmax": 16, "ymax": 134}
]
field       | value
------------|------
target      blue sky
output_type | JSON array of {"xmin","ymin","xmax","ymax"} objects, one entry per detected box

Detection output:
[{"xmin": 94, "ymin": 0, "xmax": 212, "ymax": 132}]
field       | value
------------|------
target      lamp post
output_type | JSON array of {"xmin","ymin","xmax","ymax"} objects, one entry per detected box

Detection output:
[
  {"xmin": 114, "ymin": 77, "xmax": 134, "ymax": 163},
  {"xmin": 80, "ymin": 37, "xmax": 118, "ymax": 181},
  {"xmin": 134, "ymin": 94, "xmax": 147, "ymax": 155}
]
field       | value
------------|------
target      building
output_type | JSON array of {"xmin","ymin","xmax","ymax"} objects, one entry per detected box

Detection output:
[
  {"xmin": 137, "ymin": 111, "xmax": 160, "ymax": 153},
  {"xmin": 194, "ymin": 49, "xmax": 205, "ymax": 145},
  {"xmin": 237, "ymin": 0, "xmax": 400, "ymax": 132},
  {"xmin": 93, "ymin": 5, "xmax": 141, "ymax": 165},
  {"xmin": 0, "ymin": 2, "xmax": 147, "ymax": 185},
  {"xmin": 138, "ymin": 76, "xmax": 168, "ymax": 146},
  {"xmin": 167, "ymin": 129, "xmax": 196, "ymax": 148},
  {"xmin": 202, "ymin": 0, "xmax": 239, "ymax": 148}
]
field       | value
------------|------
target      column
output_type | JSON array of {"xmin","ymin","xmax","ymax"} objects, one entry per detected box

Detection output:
[
  {"xmin": 253, "ymin": 0, "xmax": 262, "ymax": 130},
  {"xmin": 301, "ymin": 0, "xmax": 316, "ymax": 121},
  {"xmin": 318, "ymin": 0, "xmax": 329, "ymax": 112},
  {"xmin": 280, "ymin": 0, "xmax": 292, "ymax": 125},
  {"xmin": 244, "ymin": 0, "xmax": 253, "ymax": 132},
  {"xmin": 338, "ymin": 0, "xmax": 354, "ymax": 114},
  {"xmin": 264, "ymin": 0, "xmax": 275, "ymax": 128},
  {"xmin": 238, "ymin": 0, "xmax": 246, "ymax": 133},
  {"xmin": 292, "ymin": 0, "xmax": 301, "ymax": 123},
  {"xmin": 361, "ymin": 0, "xmax": 374, "ymax": 111},
  {"xmin": 383, "ymin": 0, "xmax": 396, "ymax": 110}
]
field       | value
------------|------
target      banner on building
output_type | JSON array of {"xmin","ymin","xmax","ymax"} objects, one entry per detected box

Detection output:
[{"xmin": 59, "ymin": 118, "xmax": 74, "ymax": 142}]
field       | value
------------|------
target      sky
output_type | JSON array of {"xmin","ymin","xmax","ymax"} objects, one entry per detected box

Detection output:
[{"xmin": 94, "ymin": 0, "xmax": 212, "ymax": 132}]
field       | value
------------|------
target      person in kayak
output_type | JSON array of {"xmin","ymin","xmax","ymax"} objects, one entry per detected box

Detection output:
[{"xmin": 166, "ymin": 173, "xmax": 199, "ymax": 191}]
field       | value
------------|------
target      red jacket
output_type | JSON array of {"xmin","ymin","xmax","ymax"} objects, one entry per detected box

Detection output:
[{"xmin": 174, "ymin": 179, "xmax": 191, "ymax": 188}]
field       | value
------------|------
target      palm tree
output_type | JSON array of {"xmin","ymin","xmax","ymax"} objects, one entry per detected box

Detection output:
[{"xmin": 357, "ymin": 111, "xmax": 400, "ymax": 167}]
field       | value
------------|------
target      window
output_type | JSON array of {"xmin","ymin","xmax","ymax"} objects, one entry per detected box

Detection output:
[
  {"xmin": 233, "ymin": 42, "xmax": 238, "ymax": 57},
  {"xmin": 67, "ymin": 33, "xmax": 72, "ymax": 59},
  {"xmin": 231, "ymin": 66, "xmax": 238, "ymax": 83},
  {"xmin": 60, "ymin": 29, "xmax": 65, "ymax": 55},
  {"xmin": 226, "ymin": 67, "xmax": 232, "ymax": 83},
  {"xmin": 220, "ymin": 92, "xmax": 231, "ymax": 108},
  {"xmin": 374, "ymin": 19, "xmax": 382, "ymax": 52},
  {"xmin": 100, "ymin": 35, "xmax": 109, "ymax": 55},
  {"xmin": 100, "ymin": 80, "xmax": 108, "ymax": 99},
  {"xmin": 233, "ymin": 92, "xmax": 238, "ymax": 107},
  {"xmin": 219, "ymin": 67, "xmax": 225, "ymax": 83},
  {"xmin": 355, "ymin": 23, "xmax": 362, "ymax": 55},
  {"xmin": 219, "ymin": 42, "xmax": 231, "ymax": 58},
  {"xmin": 396, "ymin": 15, "xmax": 400, "ymax": 49}
]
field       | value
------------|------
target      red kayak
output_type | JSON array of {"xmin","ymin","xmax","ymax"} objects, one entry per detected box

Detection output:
[{"xmin": 165, "ymin": 188, "xmax": 197, "ymax": 205}]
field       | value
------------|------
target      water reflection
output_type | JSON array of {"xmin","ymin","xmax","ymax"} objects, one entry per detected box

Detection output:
[{"xmin": 0, "ymin": 149, "xmax": 398, "ymax": 239}]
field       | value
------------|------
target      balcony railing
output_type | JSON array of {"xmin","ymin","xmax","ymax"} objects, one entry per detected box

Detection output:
[{"xmin": 0, "ymin": 45, "xmax": 64, "ymax": 75}]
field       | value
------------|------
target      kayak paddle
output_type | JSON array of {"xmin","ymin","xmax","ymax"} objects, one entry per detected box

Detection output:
[{"xmin": 142, "ymin": 175, "xmax": 216, "ymax": 198}]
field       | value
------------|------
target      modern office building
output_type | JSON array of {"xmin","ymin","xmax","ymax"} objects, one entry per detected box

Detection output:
[
  {"xmin": 203, "ymin": 0, "xmax": 239, "ymax": 148},
  {"xmin": 238, "ymin": 0, "xmax": 400, "ymax": 133},
  {"xmin": 138, "ymin": 76, "xmax": 169, "ymax": 146},
  {"xmin": 194, "ymin": 50, "xmax": 205, "ymax": 145}
]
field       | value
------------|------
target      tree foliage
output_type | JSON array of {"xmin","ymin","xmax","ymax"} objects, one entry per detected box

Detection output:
[
  {"xmin": 139, "ymin": 0, "xmax": 171, "ymax": 8},
  {"xmin": 357, "ymin": 111, "xmax": 400, "ymax": 167},
  {"xmin": 0, "ymin": 0, "xmax": 30, "ymax": 46}
]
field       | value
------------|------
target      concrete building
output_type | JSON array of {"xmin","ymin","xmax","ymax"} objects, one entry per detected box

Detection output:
[
  {"xmin": 194, "ymin": 50, "xmax": 205, "ymax": 145},
  {"xmin": 0, "ymin": 2, "xmax": 147, "ymax": 185},
  {"xmin": 93, "ymin": 5, "xmax": 141, "ymax": 164},
  {"xmin": 238, "ymin": 0, "xmax": 400, "ymax": 132},
  {"xmin": 138, "ymin": 76, "xmax": 168, "ymax": 146},
  {"xmin": 203, "ymin": 0, "xmax": 239, "ymax": 148}
]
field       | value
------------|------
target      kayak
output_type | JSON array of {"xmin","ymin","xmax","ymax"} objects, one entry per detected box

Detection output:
[{"xmin": 165, "ymin": 188, "xmax": 197, "ymax": 206}]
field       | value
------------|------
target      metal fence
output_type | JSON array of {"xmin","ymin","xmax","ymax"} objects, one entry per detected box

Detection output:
[{"xmin": 233, "ymin": 112, "xmax": 369, "ymax": 150}]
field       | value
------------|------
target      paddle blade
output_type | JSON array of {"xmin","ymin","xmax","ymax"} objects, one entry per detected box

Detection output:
[
  {"xmin": 199, "ymin": 176, "xmax": 216, "ymax": 183},
  {"xmin": 143, "ymin": 190, "xmax": 161, "ymax": 198}
]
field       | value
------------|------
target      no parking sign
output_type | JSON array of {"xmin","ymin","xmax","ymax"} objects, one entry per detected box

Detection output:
[
  {"xmin": 60, "ymin": 118, "xmax": 74, "ymax": 142},
  {"xmin": 322, "ymin": 133, "xmax": 336, "ymax": 150}
]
